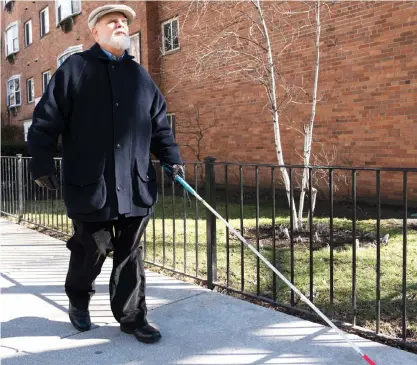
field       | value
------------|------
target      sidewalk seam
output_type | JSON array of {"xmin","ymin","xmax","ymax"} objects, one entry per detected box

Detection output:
[
  {"xmin": 148, "ymin": 291, "xmax": 208, "ymax": 312},
  {"xmin": 0, "ymin": 344, "xmax": 33, "ymax": 355},
  {"xmin": 61, "ymin": 325, "xmax": 101, "ymax": 339}
]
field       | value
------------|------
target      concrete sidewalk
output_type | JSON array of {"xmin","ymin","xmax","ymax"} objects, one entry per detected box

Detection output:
[{"xmin": 0, "ymin": 218, "xmax": 415, "ymax": 365}]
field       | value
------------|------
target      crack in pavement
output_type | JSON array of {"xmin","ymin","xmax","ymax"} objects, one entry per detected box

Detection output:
[
  {"xmin": 0, "ymin": 345, "xmax": 19, "ymax": 353},
  {"xmin": 0, "ymin": 345, "xmax": 33, "ymax": 355},
  {"xmin": 147, "ymin": 291, "xmax": 208, "ymax": 312},
  {"xmin": 60, "ymin": 325, "xmax": 101, "ymax": 339}
]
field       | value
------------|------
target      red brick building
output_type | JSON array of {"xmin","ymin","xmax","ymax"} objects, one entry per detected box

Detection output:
[{"xmin": 1, "ymin": 1, "xmax": 416, "ymax": 203}]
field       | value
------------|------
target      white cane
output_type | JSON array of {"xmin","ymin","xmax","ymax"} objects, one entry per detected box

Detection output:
[{"xmin": 163, "ymin": 165, "xmax": 377, "ymax": 365}]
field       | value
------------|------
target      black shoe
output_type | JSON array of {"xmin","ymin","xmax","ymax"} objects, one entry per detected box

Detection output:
[
  {"xmin": 68, "ymin": 303, "xmax": 91, "ymax": 332},
  {"xmin": 120, "ymin": 323, "xmax": 162, "ymax": 344}
]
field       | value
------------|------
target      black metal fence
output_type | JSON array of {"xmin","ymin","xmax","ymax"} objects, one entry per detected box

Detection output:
[{"xmin": 1, "ymin": 154, "xmax": 416, "ymax": 348}]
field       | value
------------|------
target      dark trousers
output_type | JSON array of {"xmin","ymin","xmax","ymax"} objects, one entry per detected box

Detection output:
[{"xmin": 65, "ymin": 215, "xmax": 150, "ymax": 329}]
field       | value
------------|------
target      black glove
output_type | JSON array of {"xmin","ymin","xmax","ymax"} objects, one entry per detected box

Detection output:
[
  {"xmin": 35, "ymin": 175, "xmax": 59, "ymax": 190},
  {"xmin": 164, "ymin": 164, "xmax": 185, "ymax": 183},
  {"xmin": 164, "ymin": 164, "xmax": 192, "ymax": 207}
]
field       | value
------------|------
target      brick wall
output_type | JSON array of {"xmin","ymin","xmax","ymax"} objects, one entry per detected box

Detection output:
[
  {"xmin": 157, "ymin": 1, "xmax": 417, "ymax": 203},
  {"xmin": 1, "ymin": 1, "xmax": 416, "ymax": 203}
]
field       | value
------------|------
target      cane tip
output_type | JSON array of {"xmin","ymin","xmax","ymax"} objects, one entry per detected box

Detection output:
[{"xmin": 363, "ymin": 354, "xmax": 376, "ymax": 365}]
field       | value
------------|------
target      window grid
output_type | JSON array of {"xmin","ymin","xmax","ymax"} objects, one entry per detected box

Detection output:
[
  {"xmin": 167, "ymin": 113, "xmax": 176, "ymax": 137},
  {"xmin": 27, "ymin": 78, "xmax": 34, "ymax": 103},
  {"xmin": 42, "ymin": 71, "xmax": 51, "ymax": 94},
  {"xmin": 7, "ymin": 76, "xmax": 21, "ymax": 108},
  {"xmin": 129, "ymin": 32, "xmax": 141, "ymax": 64},
  {"xmin": 40, "ymin": 7, "xmax": 49, "ymax": 37},
  {"xmin": 5, "ymin": 22, "xmax": 19, "ymax": 57},
  {"xmin": 57, "ymin": 45, "xmax": 83, "ymax": 67},
  {"xmin": 56, "ymin": 0, "xmax": 81, "ymax": 25},
  {"xmin": 162, "ymin": 18, "xmax": 179, "ymax": 54},
  {"xmin": 24, "ymin": 20, "xmax": 32, "ymax": 47}
]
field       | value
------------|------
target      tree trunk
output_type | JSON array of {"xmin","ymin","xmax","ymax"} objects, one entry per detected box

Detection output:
[
  {"xmin": 297, "ymin": 0, "xmax": 321, "ymax": 229},
  {"xmin": 307, "ymin": 187, "xmax": 318, "ymax": 231},
  {"xmin": 252, "ymin": 0, "xmax": 298, "ymax": 229}
]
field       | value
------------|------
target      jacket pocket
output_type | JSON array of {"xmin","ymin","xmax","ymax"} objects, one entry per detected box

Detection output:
[
  {"xmin": 64, "ymin": 176, "xmax": 107, "ymax": 215},
  {"xmin": 133, "ymin": 158, "xmax": 157, "ymax": 207},
  {"xmin": 63, "ymin": 159, "xmax": 107, "ymax": 215}
]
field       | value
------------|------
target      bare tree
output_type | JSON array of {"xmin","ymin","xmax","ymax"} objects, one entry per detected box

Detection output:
[
  {"xmin": 160, "ymin": 1, "xmax": 327, "ymax": 230},
  {"xmin": 176, "ymin": 104, "xmax": 219, "ymax": 162},
  {"xmin": 296, "ymin": 0, "xmax": 321, "ymax": 229}
]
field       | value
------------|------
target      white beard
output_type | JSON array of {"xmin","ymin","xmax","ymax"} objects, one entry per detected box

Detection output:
[{"xmin": 101, "ymin": 33, "xmax": 130, "ymax": 51}]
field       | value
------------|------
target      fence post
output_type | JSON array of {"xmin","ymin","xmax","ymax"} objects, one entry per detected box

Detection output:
[
  {"xmin": 16, "ymin": 154, "xmax": 24, "ymax": 222},
  {"xmin": 204, "ymin": 156, "xmax": 217, "ymax": 289}
]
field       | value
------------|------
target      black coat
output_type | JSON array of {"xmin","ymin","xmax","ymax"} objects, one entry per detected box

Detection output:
[{"xmin": 28, "ymin": 43, "xmax": 182, "ymax": 221}]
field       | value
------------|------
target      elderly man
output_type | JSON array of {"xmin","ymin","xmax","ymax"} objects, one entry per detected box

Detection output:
[{"xmin": 27, "ymin": 4, "xmax": 184, "ymax": 343}]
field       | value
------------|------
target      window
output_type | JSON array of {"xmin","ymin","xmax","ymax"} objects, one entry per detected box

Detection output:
[
  {"xmin": 6, "ymin": 76, "xmax": 21, "ymax": 108},
  {"xmin": 167, "ymin": 113, "xmax": 176, "ymax": 137},
  {"xmin": 4, "ymin": 0, "xmax": 13, "ymax": 9},
  {"xmin": 57, "ymin": 45, "xmax": 82, "ymax": 66},
  {"xmin": 162, "ymin": 18, "xmax": 179, "ymax": 54},
  {"xmin": 23, "ymin": 120, "xmax": 32, "ymax": 142},
  {"xmin": 129, "ymin": 32, "xmax": 141, "ymax": 64},
  {"xmin": 40, "ymin": 7, "xmax": 49, "ymax": 37},
  {"xmin": 27, "ymin": 78, "xmax": 34, "ymax": 103},
  {"xmin": 42, "ymin": 71, "xmax": 51, "ymax": 93},
  {"xmin": 24, "ymin": 20, "xmax": 32, "ymax": 47},
  {"xmin": 4, "ymin": 22, "xmax": 19, "ymax": 57},
  {"xmin": 56, "ymin": 0, "xmax": 81, "ymax": 25}
]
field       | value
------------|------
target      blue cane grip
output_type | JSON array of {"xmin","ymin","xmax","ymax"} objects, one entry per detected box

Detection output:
[
  {"xmin": 162, "ymin": 165, "xmax": 196, "ymax": 197},
  {"xmin": 176, "ymin": 175, "xmax": 196, "ymax": 196}
]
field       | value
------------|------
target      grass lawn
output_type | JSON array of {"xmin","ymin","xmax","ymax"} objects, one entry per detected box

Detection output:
[{"xmin": 19, "ymin": 195, "xmax": 417, "ymax": 342}]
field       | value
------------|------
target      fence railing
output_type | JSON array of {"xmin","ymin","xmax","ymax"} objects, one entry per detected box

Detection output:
[{"xmin": 1, "ymin": 154, "xmax": 416, "ymax": 348}]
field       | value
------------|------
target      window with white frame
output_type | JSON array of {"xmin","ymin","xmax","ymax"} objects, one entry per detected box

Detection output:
[
  {"xmin": 27, "ymin": 78, "xmax": 34, "ymax": 103},
  {"xmin": 40, "ymin": 7, "xmax": 50, "ymax": 37},
  {"xmin": 4, "ymin": 22, "xmax": 19, "ymax": 57},
  {"xmin": 57, "ymin": 45, "xmax": 82, "ymax": 67},
  {"xmin": 129, "ymin": 32, "xmax": 141, "ymax": 64},
  {"xmin": 167, "ymin": 113, "xmax": 176, "ymax": 137},
  {"xmin": 4, "ymin": 0, "xmax": 13, "ymax": 8},
  {"xmin": 23, "ymin": 120, "xmax": 32, "ymax": 142},
  {"xmin": 56, "ymin": 0, "xmax": 81, "ymax": 25},
  {"xmin": 162, "ymin": 18, "xmax": 179, "ymax": 54},
  {"xmin": 24, "ymin": 20, "xmax": 32, "ymax": 47},
  {"xmin": 6, "ymin": 76, "xmax": 21, "ymax": 108},
  {"xmin": 42, "ymin": 71, "xmax": 51, "ymax": 94}
]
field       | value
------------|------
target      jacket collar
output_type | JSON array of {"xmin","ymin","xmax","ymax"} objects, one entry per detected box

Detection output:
[{"xmin": 89, "ymin": 43, "xmax": 134, "ymax": 62}]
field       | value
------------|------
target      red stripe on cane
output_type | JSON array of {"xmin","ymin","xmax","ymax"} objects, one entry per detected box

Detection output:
[{"xmin": 363, "ymin": 354, "xmax": 376, "ymax": 365}]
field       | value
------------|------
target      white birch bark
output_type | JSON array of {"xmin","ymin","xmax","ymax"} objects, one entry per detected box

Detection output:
[
  {"xmin": 252, "ymin": 0, "xmax": 298, "ymax": 229},
  {"xmin": 297, "ymin": 0, "xmax": 321, "ymax": 229}
]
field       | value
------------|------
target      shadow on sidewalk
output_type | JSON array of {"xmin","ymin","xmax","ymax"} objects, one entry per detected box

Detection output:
[{"xmin": 1, "ymin": 316, "xmax": 89, "ymax": 339}]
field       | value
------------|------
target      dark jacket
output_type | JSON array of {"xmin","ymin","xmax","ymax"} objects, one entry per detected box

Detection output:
[{"xmin": 28, "ymin": 43, "xmax": 182, "ymax": 221}]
